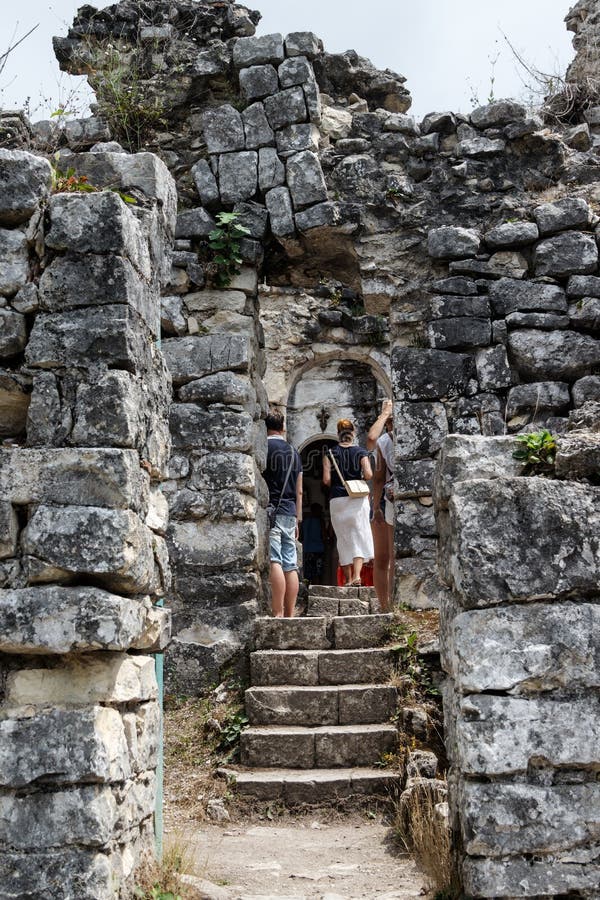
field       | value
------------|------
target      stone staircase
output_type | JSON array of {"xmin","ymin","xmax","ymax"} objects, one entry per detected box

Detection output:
[{"xmin": 222, "ymin": 585, "xmax": 402, "ymax": 805}]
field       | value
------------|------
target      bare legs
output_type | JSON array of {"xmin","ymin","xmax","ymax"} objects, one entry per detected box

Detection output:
[
  {"xmin": 270, "ymin": 563, "xmax": 299, "ymax": 617},
  {"xmin": 343, "ymin": 557, "xmax": 364, "ymax": 586},
  {"xmin": 371, "ymin": 518, "xmax": 394, "ymax": 611}
]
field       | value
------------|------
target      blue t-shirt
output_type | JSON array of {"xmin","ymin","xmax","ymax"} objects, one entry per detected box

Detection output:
[
  {"xmin": 328, "ymin": 444, "xmax": 368, "ymax": 500},
  {"xmin": 264, "ymin": 436, "xmax": 302, "ymax": 517}
]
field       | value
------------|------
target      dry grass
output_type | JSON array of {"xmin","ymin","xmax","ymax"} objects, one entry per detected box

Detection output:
[{"xmin": 135, "ymin": 835, "xmax": 198, "ymax": 899}]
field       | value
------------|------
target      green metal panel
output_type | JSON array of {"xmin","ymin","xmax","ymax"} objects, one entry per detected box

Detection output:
[{"xmin": 154, "ymin": 599, "xmax": 164, "ymax": 860}]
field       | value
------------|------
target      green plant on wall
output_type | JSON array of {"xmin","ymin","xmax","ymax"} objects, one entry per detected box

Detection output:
[
  {"xmin": 513, "ymin": 429, "xmax": 557, "ymax": 475},
  {"xmin": 208, "ymin": 212, "xmax": 251, "ymax": 288}
]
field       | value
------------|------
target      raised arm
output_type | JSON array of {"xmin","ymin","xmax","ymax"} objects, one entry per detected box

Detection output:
[
  {"xmin": 366, "ymin": 398, "xmax": 393, "ymax": 451},
  {"xmin": 372, "ymin": 446, "xmax": 386, "ymax": 522}
]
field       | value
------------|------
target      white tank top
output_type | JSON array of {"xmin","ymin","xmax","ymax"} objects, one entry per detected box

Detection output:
[{"xmin": 377, "ymin": 432, "xmax": 394, "ymax": 477}]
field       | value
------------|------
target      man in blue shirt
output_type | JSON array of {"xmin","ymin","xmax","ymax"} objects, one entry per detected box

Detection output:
[{"xmin": 263, "ymin": 409, "xmax": 303, "ymax": 617}]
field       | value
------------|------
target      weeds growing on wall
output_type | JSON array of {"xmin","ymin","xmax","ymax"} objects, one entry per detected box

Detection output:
[
  {"xmin": 208, "ymin": 212, "xmax": 251, "ymax": 288},
  {"xmin": 513, "ymin": 429, "xmax": 557, "ymax": 475},
  {"xmin": 134, "ymin": 836, "xmax": 196, "ymax": 900}
]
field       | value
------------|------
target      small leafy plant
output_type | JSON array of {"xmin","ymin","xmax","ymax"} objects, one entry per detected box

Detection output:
[
  {"xmin": 51, "ymin": 157, "xmax": 137, "ymax": 204},
  {"xmin": 513, "ymin": 429, "xmax": 557, "ymax": 475},
  {"xmin": 208, "ymin": 212, "xmax": 250, "ymax": 288}
]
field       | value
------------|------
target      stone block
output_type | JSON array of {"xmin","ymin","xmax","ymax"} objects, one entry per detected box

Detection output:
[
  {"xmin": 72, "ymin": 371, "xmax": 143, "ymax": 448},
  {"xmin": 253, "ymin": 617, "xmax": 330, "ymax": 651},
  {"xmin": 286, "ymin": 151, "xmax": 327, "ymax": 209},
  {"xmin": 233, "ymin": 33, "xmax": 284, "ymax": 68},
  {"xmin": 276, "ymin": 123, "xmax": 319, "ymax": 156},
  {"xmin": 246, "ymin": 686, "xmax": 339, "ymax": 726},
  {"xmin": 307, "ymin": 596, "xmax": 339, "ymax": 617},
  {"xmin": 0, "ymin": 309, "xmax": 27, "ymax": 361},
  {"xmin": 449, "ymin": 251, "xmax": 527, "ymax": 279},
  {"xmin": 555, "ymin": 431, "xmax": 600, "ymax": 480},
  {"xmin": 506, "ymin": 381, "xmax": 570, "ymax": 418},
  {"xmin": 318, "ymin": 649, "xmax": 393, "ymax": 685},
  {"xmin": 239, "ymin": 64, "xmax": 279, "ymax": 101},
  {"xmin": 391, "ymin": 348, "xmax": 475, "ymax": 400},
  {"xmin": 218, "ymin": 151, "xmax": 257, "ymax": 204},
  {"xmin": 484, "ymin": 221, "xmax": 539, "ymax": 248},
  {"xmin": 295, "ymin": 200, "xmax": 358, "ymax": 233},
  {"xmin": 475, "ymin": 345, "xmax": 512, "ymax": 391},
  {"xmin": 250, "ymin": 650, "xmax": 320, "ymax": 686},
  {"xmin": 445, "ymin": 600, "xmax": 600, "ymax": 693},
  {"xmin": 395, "ymin": 557, "xmax": 447, "ymax": 609},
  {"xmin": 433, "ymin": 435, "xmax": 533, "ymax": 509},
  {"xmin": 264, "ymin": 86, "xmax": 307, "ymax": 130},
  {"xmin": 315, "ymin": 724, "xmax": 397, "ymax": 767},
  {"xmin": 462, "ymin": 854, "xmax": 600, "ymax": 899},
  {"xmin": 0, "ymin": 706, "xmax": 130, "ymax": 786},
  {"xmin": 427, "ymin": 226, "xmax": 481, "ymax": 259},
  {"xmin": 430, "ymin": 295, "xmax": 489, "ymax": 318},
  {"xmin": 0, "ymin": 501, "xmax": 17, "ymax": 559},
  {"xmin": 178, "ymin": 372, "xmax": 254, "ymax": 408},
  {"xmin": 0, "ymin": 850, "xmax": 112, "ymax": 899},
  {"xmin": 453, "ymin": 694, "xmax": 600, "ymax": 775},
  {"xmin": 45, "ymin": 192, "xmax": 150, "ymax": 276},
  {"xmin": 534, "ymin": 231, "xmax": 598, "ymax": 277},
  {"xmin": 162, "ymin": 334, "xmax": 251, "ymax": 384},
  {"xmin": 337, "ymin": 599, "xmax": 369, "ymax": 616},
  {"xmin": 567, "ymin": 274, "xmax": 600, "ymax": 298},
  {"xmin": 39, "ymin": 254, "xmax": 158, "ymax": 336},
  {"xmin": 241, "ymin": 726, "xmax": 314, "ymax": 768},
  {"xmin": 284, "ymin": 32, "xmax": 321, "ymax": 59},
  {"xmin": 0, "ymin": 370, "xmax": 30, "ymax": 437},
  {"xmin": 338, "ymin": 686, "xmax": 397, "ymax": 725},
  {"xmin": 508, "ymin": 328, "xmax": 600, "ymax": 380},
  {"xmin": 0, "ymin": 447, "xmax": 148, "ymax": 512},
  {"xmin": 175, "ymin": 207, "xmax": 215, "ymax": 238},
  {"xmin": 456, "ymin": 136, "xmax": 506, "ymax": 156},
  {"xmin": 332, "ymin": 614, "xmax": 393, "ymax": 649},
  {"xmin": 569, "ymin": 295, "xmax": 600, "ymax": 329},
  {"xmin": 169, "ymin": 519, "xmax": 258, "ymax": 570},
  {"xmin": 258, "ymin": 147, "xmax": 285, "ymax": 190},
  {"xmin": 242, "ymin": 102, "xmax": 274, "ymax": 150},
  {"xmin": 446, "ymin": 477, "xmax": 600, "ymax": 605},
  {"xmin": 394, "ymin": 401, "xmax": 448, "ymax": 459},
  {"xmin": 506, "ymin": 310, "xmax": 570, "ymax": 329},
  {"xmin": 25, "ymin": 305, "xmax": 151, "ymax": 371},
  {"xmin": 0, "ymin": 228, "xmax": 29, "ymax": 297},
  {"xmin": 191, "ymin": 159, "xmax": 219, "ymax": 207},
  {"xmin": 573, "ymin": 374, "xmax": 600, "ymax": 406},
  {"xmin": 201, "ymin": 105, "xmax": 245, "ymax": 154},
  {"xmin": 0, "ymin": 587, "xmax": 152, "ymax": 653},
  {"xmin": 23, "ymin": 505, "xmax": 157, "ymax": 595},
  {"xmin": 265, "ymin": 186, "xmax": 295, "ymax": 236},
  {"xmin": 170, "ymin": 407, "xmax": 254, "ymax": 452},
  {"xmin": 0, "ymin": 149, "xmax": 52, "ymax": 225},
  {"xmin": 320, "ymin": 106, "xmax": 353, "ymax": 140},
  {"xmin": 420, "ymin": 111, "xmax": 456, "ymax": 134},
  {"xmin": 303, "ymin": 77, "xmax": 322, "ymax": 124},
  {"xmin": 395, "ymin": 459, "xmax": 435, "ymax": 497},
  {"xmin": 470, "ymin": 99, "xmax": 526, "ymax": 127},
  {"xmin": 534, "ymin": 197, "xmax": 591, "ymax": 236},
  {"xmin": 427, "ymin": 316, "xmax": 491, "ymax": 350},
  {"xmin": 278, "ymin": 55, "xmax": 313, "ymax": 89},
  {"xmin": 233, "ymin": 203, "xmax": 269, "ymax": 242}
]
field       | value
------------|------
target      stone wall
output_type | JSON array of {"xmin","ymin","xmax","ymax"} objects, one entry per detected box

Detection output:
[
  {"xmin": 435, "ymin": 426, "xmax": 600, "ymax": 898},
  {"xmin": 0, "ymin": 147, "xmax": 174, "ymax": 896}
]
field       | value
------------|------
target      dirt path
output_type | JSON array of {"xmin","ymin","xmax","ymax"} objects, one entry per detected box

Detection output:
[{"xmin": 179, "ymin": 816, "xmax": 428, "ymax": 899}]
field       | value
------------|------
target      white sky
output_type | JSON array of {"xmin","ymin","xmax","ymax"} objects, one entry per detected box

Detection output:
[{"xmin": 0, "ymin": 0, "xmax": 575, "ymax": 122}]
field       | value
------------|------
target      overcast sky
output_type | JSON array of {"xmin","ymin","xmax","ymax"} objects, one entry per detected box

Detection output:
[{"xmin": 1, "ymin": 0, "xmax": 575, "ymax": 122}]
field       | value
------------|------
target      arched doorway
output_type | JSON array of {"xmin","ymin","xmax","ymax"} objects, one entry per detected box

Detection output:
[{"xmin": 299, "ymin": 435, "xmax": 337, "ymax": 586}]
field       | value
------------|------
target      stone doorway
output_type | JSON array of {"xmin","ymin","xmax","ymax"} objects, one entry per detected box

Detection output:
[{"xmin": 299, "ymin": 436, "xmax": 338, "ymax": 586}]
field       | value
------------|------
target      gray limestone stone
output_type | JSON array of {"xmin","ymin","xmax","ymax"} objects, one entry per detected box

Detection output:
[
  {"xmin": 430, "ymin": 295, "xmax": 490, "ymax": 318},
  {"xmin": 0, "ymin": 850, "xmax": 112, "ymax": 900},
  {"xmin": 427, "ymin": 226, "xmax": 481, "ymax": 260},
  {"xmin": 284, "ymin": 32, "xmax": 321, "ymax": 59},
  {"xmin": 506, "ymin": 311, "xmax": 570, "ymax": 329},
  {"xmin": 0, "ymin": 501, "xmax": 17, "ymax": 559},
  {"xmin": 0, "ymin": 309, "xmax": 27, "ymax": 358},
  {"xmin": 332, "ymin": 614, "xmax": 393, "ymax": 650},
  {"xmin": 484, "ymin": 221, "xmax": 539, "ymax": 248},
  {"xmin": 446, "ymin": 477, "xmax": 600, "ymax": 605},
  {"xmin": 175, "ymin": 207, "xmax": 215, "ymax": 238},
  {"xmin": 233, "ymin": 33, "xmax": 284, "ymax": 68},
  {"xmin": 569, "ymin": 296, "xmax": 600, "ymax": 329},
  {"xmin": 178, "ymin": 372, "xmax": 255, "ymax": 407},
  {"xmin": 475, "ymin": 345, "xmax": 512, "ymax": 391},
  {"xmin": 0, "ymin": 706, "xmax": 130, "ymax": 786},
  {"xmin": 189, "ymin": 451, "xmax": 256, "ymax": 494},
  {"xmin": 462, "ymin": 854, "xmax": 600, "ymax": 899},
  {"xmin": 254, "ymin": 617, "xmax": 330, "ymax": 651},
  {"xmin": 555, "ymin": 432, "xmax": 600, "ymax": 481},
  {"xmin": 201, "ymin": 105, "xmax": 245, "ymax": 154},
  {"xmin": 489, "ymin": 277, "xmax": 567, "ymax": 316},
  {"xmin": 566, "ymin": 121, "xmax": 592, "ymax": 149},
  {"xmin": 162, "ymin": 334, "xmax": 251, "ymax": 384},
  {"xmin": 12, "ymin": 282, "xmax": 39, "ymax": 314},
  {"xmin": 383, "ymin": 113, "xmax": 419, "ymax": 134},
  {"xmin": 194, "ymin": 43, "xmax": 231, "ymax": 76},
  {"xmin": 191, "ymin": 159, "xmax": 220, "ymax": 207},
  {"xmin": 394, "ymin": 401, "xmax": 448, "ymax": 459},
  {"xmin": 295, "ymin": 201, "xmax": 358, "ymax": 232},
  {"xmin": 71, "ymin": 371, "xmax": 144, "ymax": 448},
  {"xmin": 508, "ymin": 328, "xmax": 600, "ymax": 380},
  {"xmin": 427, "ymin": 316, "xmax": 491, "ymax": 350},
  {"xmin": 25, "ymin": 305, "xmax": 150, "ymax": 371},
  {"xmin": 431, "ymin": 276, "xmax": 478, "ymax": 296},
  {"xmin": 246, "ymin": 686, "xmax": 339, "ymax": 726},
  {"xmin": 250, "ymin": 650, "xmax": 320, "ymax": 686},
  {"xmin": 318, "ymin": 649, "xmax": 393, "ymax": 685},
  {"xmin": 456, "ymin": 137, "xmax": 506, "ymax": 157},
  {"xmin": 314, "ymin": 724, "xmax": 398, "ymax": 767},
  {"xmin": 534, "ymin": 231, "xmax": 598, "ymax": 277},
  {"xmin": 239, "ymin": 64, "xmax": 279, "ymax": 101},
  {"xmin": 276, "ymin": 123, "xmax": 320, "ymax": 156},
  {"xmin": 420, "ymin": 111, "xmax": 456, "ymax": 134},
  {"xmin": 169, "ymin": 518, "xmax": 258, "ymax": 569},
  {"xmin": 286, "ymin": 151, "xmax": 327, "ymax": 209},
  {"xmin": 218, "ymin": 151, "xmax": 258, "ymax": 204},
  {"xmin": 265, "ymin": 186, "xmax": 295, "ymax": 237},
  {"xmin": 0, "ymin": 149, "xmax": 52, "ymax": 225},
  {"xmin": 449, "ymin": 251, "xmax": 528, "ymax": 279},
  {"xmin": 506, "ymin": 382, "xmax": 570, "ymax": 418},
  {"xmin": 534, "ymin": 197, "xmax": 592, "ymax": 235},
  {"xmin": 470, "ymin": 99, "xmax": 526, "ymax": 128},
  {"xmin": 573, "ymin": 375, "xmax": 600, "ymax": 406},
  {"xmin": 264, "ymin": 86, "xmax": 307, "ymax": 129},
  {"xmin": 338, "ymin": 686, "xmax": 397, "ymax": 725},
  {"xmin": 391, "ymin": 348, "xmax": 475, "ymax": 400},
  {"xmin": 242, "ymin": 103, "xmax": 275, "ymax": 150},
  {"xmin": 303, "ymin": 77, "xmax": 322, "ymax": 124},
  {"xmin": 233, "ymin": 202, "xmax": 269, "ymax": 240},
  {"xmin": 0, "ymin": 228, "xmax": 29, "ymax": 297},
  {"xmin": 278, "ymin": 55, "xmax": 314, "ymax": 88},
  {"xmin": 258, "ymin": 147, "xmax": 285, "ymax": 190},
  {"xmin": 453, "ymin": 694, "xmax": 600, "ymax": 775},
  {"xmin": 567, "ymin": 274, "xmax": 600, "ymax": 297},
  {"xmin": 170, "ymin": 407, "xmax": 255, "ymax": 453}
]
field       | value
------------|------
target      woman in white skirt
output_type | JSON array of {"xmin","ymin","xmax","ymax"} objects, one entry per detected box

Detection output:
[{"xmin": 323, "ymin": 418, "xmax": 374, "ymax": 586}]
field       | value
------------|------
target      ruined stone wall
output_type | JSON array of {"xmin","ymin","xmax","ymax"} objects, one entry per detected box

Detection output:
[
  {"xmin": 0, "ymin": 147, "xmax": 174, "ymax": 896},
  {"xmin": 434, "ymin": 426, "xmax": 600, "ymax": 897}
]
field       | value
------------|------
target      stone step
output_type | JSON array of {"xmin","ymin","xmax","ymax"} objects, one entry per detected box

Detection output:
[
  {"xmin": 245, "ymin": 684, "xmax": 397, "ymax": 726},
  {"xmin": 253, "ymin": 614, "xmax": 393, "ymax": 652},
  {"xmin": 240, "ymin": 723, "xmax": 398, "ymax": 768},
  {"xmin": 250, "ymin": 648, "xmax": 394, "ymax": 686},
  {"xmin": 220, "ymin": 766, "xmax": 401, "ymax": 804},
  {"xmin": 306, "ymin": 595, "xmax": 371, "ymax": 617},
  {"xmin": 332, "ymin": 614, "xmax": 393, "ymax": 649}
]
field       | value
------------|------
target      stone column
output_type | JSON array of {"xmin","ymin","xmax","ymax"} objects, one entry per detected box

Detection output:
[
  {"xmin": 435, "ymin": 433, "xmax": 600, "ymax": 898},
  {"xmin": 0, "ymin": 148, "xmax": 175, "ymax": 896}
]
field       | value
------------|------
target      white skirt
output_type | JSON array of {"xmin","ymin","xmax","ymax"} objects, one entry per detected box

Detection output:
[{"xmin": 330, "ymin": 496, "xmax": 374, "ymax": 566}]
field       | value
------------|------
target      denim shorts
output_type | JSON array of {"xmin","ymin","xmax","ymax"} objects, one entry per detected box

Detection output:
[{"xmin": 269, "ymin": 515, "xmax": 297, "ymax": 572}]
